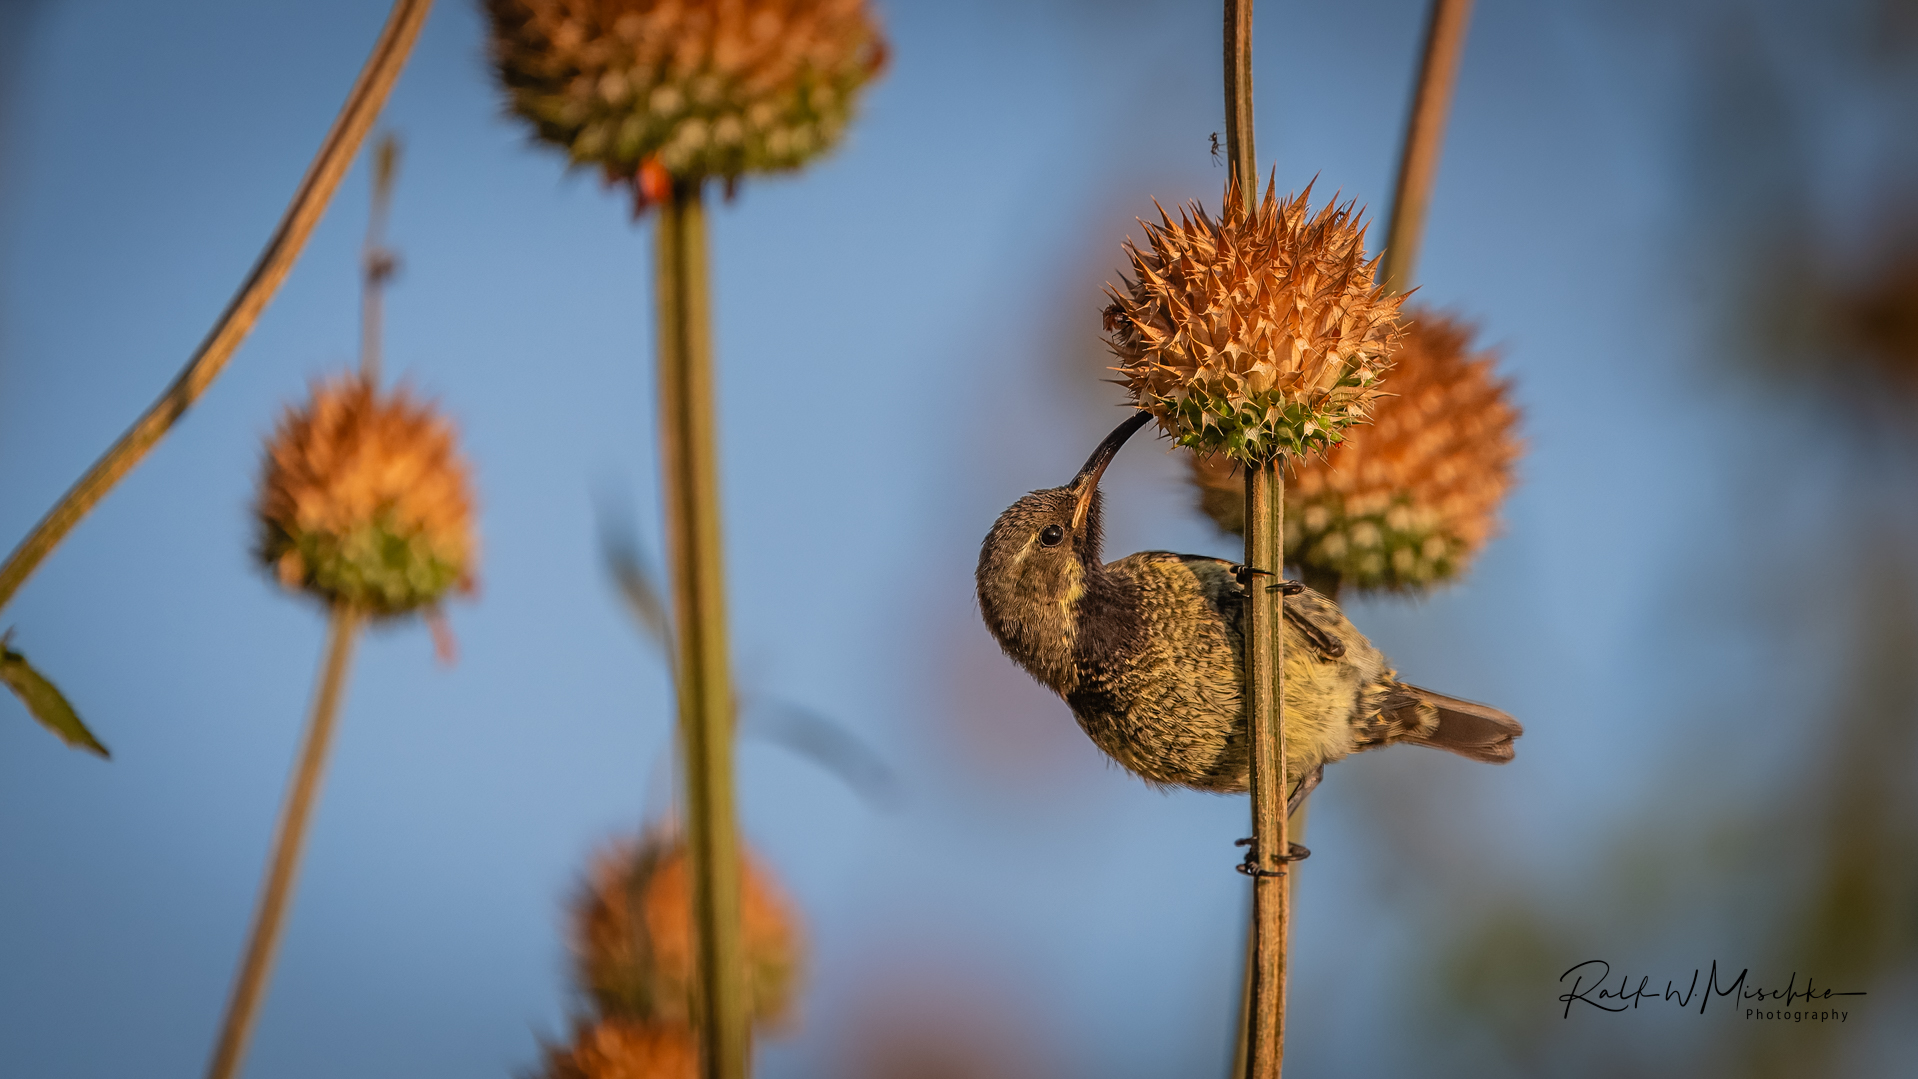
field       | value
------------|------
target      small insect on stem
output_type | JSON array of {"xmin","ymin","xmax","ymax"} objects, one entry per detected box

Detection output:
[{"xmin": 1209, "ymin": 132, "xmax": 1224, "ymax": 165}]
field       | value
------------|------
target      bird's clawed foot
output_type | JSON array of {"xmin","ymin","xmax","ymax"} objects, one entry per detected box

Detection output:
[
  {"xmin": 1234, "ymin": 837, "xmax": 1311, "ymax": 877},
  {"xmin": 1231, "ymin": 564, "xmax": 1304, "ymax": 595},
  {"xmin": 1230, "ymin": 564, "xmax": 1272, "ymax": 587}
]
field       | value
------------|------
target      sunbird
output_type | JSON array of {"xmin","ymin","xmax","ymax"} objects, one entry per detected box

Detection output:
[{"xmin": 976, "ymin": 412, "xmax": 1521, "ymax": 808}]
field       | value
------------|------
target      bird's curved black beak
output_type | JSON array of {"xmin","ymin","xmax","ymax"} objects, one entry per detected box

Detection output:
[{"xmin": 1069, "ymin": 411, "xmax": 1152, "ymax": 531}]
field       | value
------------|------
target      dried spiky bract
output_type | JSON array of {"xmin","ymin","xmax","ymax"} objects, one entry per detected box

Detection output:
[
  {"xmin": 485, "ymin": 0, "xmax": 885, "ymax": 186},
  {"xmin": 572, "ymin": 831, "xmax": 801, "ymax": 1027},
  {"xmin": 1106, "ymin": 183, "xmax": 1403, "ymax": 463},
  {"xmin": 1192, "ymin": 310, "xmax": 1520, "ymax": 592},
  {"xmin": 538, "ymin": 1019, "xmax": 699, "ymax": 1079},
  {"xmin": 256, "ymin": 377, "xmax": 476, "ymax": 615}
]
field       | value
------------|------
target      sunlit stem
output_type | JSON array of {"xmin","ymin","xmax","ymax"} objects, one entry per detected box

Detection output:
[
  {"xmin": 0, "ymin": 0, "xmax": 433, "ymax": 618},
  {"xmin": 204, "ymin": 605, "xmax": 363, "ymax": 1079},
  {"xmin": 654, "ymin": 180, "xmax": 749, "ymax": 1079},
  {"xmin": 1244, "ymin": 458, "xmax": 1289, "ymax": 1079},
  {"xmin": 1380, "ymin": 0, "xmax": 1475, "ymax": 295},
  {"xmin": 1223, "ymin": 2, "xmax": 1288, "ymax": 1076}
]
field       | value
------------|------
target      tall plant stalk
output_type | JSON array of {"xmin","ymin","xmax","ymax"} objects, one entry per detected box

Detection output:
[
  {"xmin": 1232, "ymin": 5, "xmax": 1477, "ymax": 1073},
  {"xmin": 1380, "ymin": 0, "xmax": 1475, "ymax": 296},
  {"xmin": 653, "ymin": 181, "xmax": 748, "ymax": 1079},
  {"xmin": 0, "ymin": 0, "xmax": 433, "ymax": 617},
  {"xmin": 1243, "ymin": 461, "xmax": 1288, "ymax": 1079},
  {"xmin": 1230, "ymin": 799, "xmax": 1308, "ymax": 1079},
  {"xmin": 204, "ymin": 606, "xmax": 363, "ymax": 1079},
  {"xmin": 1224, "ymin": 4, "xmax": 1289, "ymax": 1077}
]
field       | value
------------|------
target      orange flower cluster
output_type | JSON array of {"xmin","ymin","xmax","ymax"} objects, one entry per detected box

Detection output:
[
  {"xmin": 571, "ymin": 831, "xmax": 803, "ymax": 1027},
  {"xmin": 1106, "ymin": 182, "xmax": 1403, "ymax": 463},
  {"xmin": 539, "ymin": 1019, "xmax": 699, "ymax": 1079},
  {"xmin": 255, "ymin": 377, "xmax": 475, "ymax": 615},
  {"xmin": 1191, "ymin": 309, "xmax": 1520, "ymax": 593},
  {"xmin": 486, "ymin": 0, "xmax": 886, "ymax": 188},
  {"xmin": 532, "ymin": 831, "xmax": 803, "ymax": 1079}
]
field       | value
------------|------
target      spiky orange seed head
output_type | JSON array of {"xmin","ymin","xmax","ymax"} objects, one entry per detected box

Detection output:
[
  {"xmin": 1191, "ymin": 309, "xmax": 1521, "ymax": 593},
  {"xmin": 255, "ymin": 377, "xmax": 476, "ymax": 615},
  {"xmin": 485, "ymin": 0, "xmax": 886, "ymax": 190},
  {"xmin": 539, "ymin": 1019, "xmax": 699, "ymax": 1079},
  {"xmin": 572, "ymin": 830, "xmax": 802, "ymax": 1028},
  {"xmin": 1105, "ymin": 181, "xmax": 1403, "ymax": 464}
]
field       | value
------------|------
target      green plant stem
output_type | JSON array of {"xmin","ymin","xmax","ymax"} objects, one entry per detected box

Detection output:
[
  {"xmin": 1235, "ymin": 6, "xmax": 1472, "ymax": 1072},
  {"xmin": 0, "ymin": 0, "xmax": 433, "ymax": 617},
  {"xmin": 1244, "ymin": 458, "xmax": 1288, "ymax": 1079},
  {"xmin": 655, "ymin": 180, "xmax": 748, "ymax": 1079},
  {"xmin": 1379, "ymin": 0, "xmax": 1474, "ymax": 295},
  {"xmin": 1225, "ymin": 3, "xmax": 1285, "ymax": 1076},
  {"xmin": 1229, "ymin": 799, "xmax": 1304, "ymax": 1079},
  {"xmin": 204, "ymin": 605, "xmax": 363, "ymax": 1079}
]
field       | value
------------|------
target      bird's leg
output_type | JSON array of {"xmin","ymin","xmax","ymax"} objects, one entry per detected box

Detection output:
[
  {"xmin": 1286, "ymin": 763, "xmax": 1324, "ymax": 817},
  {"xmin": 1282, "ymin": 606, "xmax": 1346, "ymax": 658},
  {"xmin": 1234, "ymin": 836, "xmax": 1310, "ymax": 876},
  {"xmin": 1267, "ymin": 579, "xmax": 1304, "ymax": 596},
  {"xmin": 1232, "ymin": 765, "xmax": 1325, "ymax": 874},
  {"xmin": 1230, "ymin": 564, "xmax": 1272, "ymax": 587}
]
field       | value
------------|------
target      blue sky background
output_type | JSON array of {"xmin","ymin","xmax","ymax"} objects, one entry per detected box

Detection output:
[{"xmin": 4, "ymin": 1, "xmax": 1915, "ymax": 1077}]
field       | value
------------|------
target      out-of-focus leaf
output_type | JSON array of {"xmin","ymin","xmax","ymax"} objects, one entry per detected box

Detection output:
[
  {"xmin": 596, "ymin": 497, "xmax": 900, "ymax": 809},
  {"xmin": 1, "ymin": 632, "xmax": 108, "ymax": 758},
  {"xmin": 745, "ymin": 699, "xmax": 903, "ymax": 812},
  {"xmin": 599, "ymin": 515, "xmax": 674, "ymax": 659}
]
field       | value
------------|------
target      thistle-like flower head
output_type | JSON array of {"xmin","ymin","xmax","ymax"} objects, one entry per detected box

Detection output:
[
  {"xmin": 485, "ymin": 0, "xmax": 886, "ymax": 191},
  {"xmin": 572, "ymin": 830, "xmax": 802, "ymax": 1027},
  {"xmin": 255, "ymin": 377, "xmax": 476, "ymax": 615},
  {"xmin": 1191, "ymin": 309, "xmax": 1522, "ymax": 592},
  {"xmin": 539, "ymin": 1019, "xmax": 699, "ymax": 1079},
  {"xmin": 1105, "ymin": 181, "xmax": 1403, "ymax": 463}
]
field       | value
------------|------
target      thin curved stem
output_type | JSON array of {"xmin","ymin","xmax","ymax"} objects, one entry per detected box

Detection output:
[
  {"xmin": 0, "ymin": 0, "xmax": 434, "ymax": 615},
  {"xmin": 1379, "ymin": 0, "xmax": 1475, "ymax": 295},
  {"xmin": 204, "ymin": 605, "xmax": 363, "ymax": 1079}
]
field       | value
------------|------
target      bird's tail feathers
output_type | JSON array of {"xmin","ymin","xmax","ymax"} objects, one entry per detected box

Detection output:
[{"xmin": 1396, "ymin": 684, "xmax": 1522, "ymax": 764}]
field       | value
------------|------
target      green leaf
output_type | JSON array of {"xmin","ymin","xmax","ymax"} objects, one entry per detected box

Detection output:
[{"xmin": 1, "ymin": 633, "xmax": 108, "ymax": 758}]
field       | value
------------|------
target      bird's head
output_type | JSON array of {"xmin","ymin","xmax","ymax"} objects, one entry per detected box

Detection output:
[{"xmin": 975, "ymin": 411, "xmax": 1150, "ymax": 690}]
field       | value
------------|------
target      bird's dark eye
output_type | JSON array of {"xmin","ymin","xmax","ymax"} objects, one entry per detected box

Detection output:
[{"xmin": 1040, "ymin": 524, "xmax": 1065, "ymax": 547}]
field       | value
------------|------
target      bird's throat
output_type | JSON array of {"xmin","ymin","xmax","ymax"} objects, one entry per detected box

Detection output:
[{"xmin": 1068, "ymin": 561, "xmax": 1147, "ymax": 675}]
